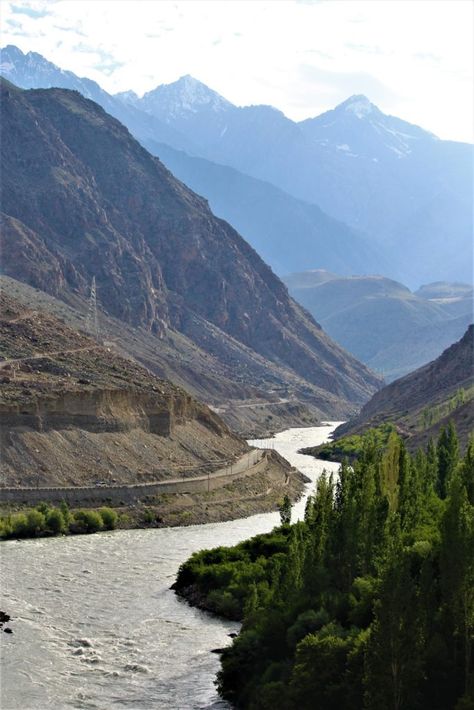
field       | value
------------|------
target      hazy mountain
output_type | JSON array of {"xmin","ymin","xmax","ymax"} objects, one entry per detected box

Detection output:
[
  {"xmin": 0, "ymin": 80, "xmax": 381, "ymax": 422},
  {"xmin": 3, "ymin": 46, "xmax": 471, "ymax": 284},
  {"xmin": 0, "ymin": 45, "xmax": 385, "ymax": 278},
  {"xmin": 334, "ymin": 325, "xmax": 474, "ymax": 451},
  {"xmin": 284, "ymin": 271, "xmax": 473, "ymax": 380},
  {"xmin": 125, "ymin": 79, "xmax": 473, "ymax": 286},
  {"xmin": 145, "ymin": 141, "xmax": 384, "ymax": 276}
]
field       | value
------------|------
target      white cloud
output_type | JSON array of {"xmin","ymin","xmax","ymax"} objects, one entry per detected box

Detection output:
[{"xmin": 1, "ymin": 0, "xmax": 473, "ymax": 142}]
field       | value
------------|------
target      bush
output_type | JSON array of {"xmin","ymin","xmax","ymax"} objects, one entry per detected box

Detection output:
[
  {"xmin": 71, "ymin": 510, "xmax": 104, "ymax": 534},
  {"xmin": 99, "ymin": 507, "xmax": 118, "ymax": 530},
  {"xmin": 26, "ymin": 509, "xmax": 46, "ymax": 535},
  {"xmin": 46, "ymin": 508, "xmax": 67, "ymax": 534},
  {"xmin": 0, "ymin": 518, "xmax": 13, "ymax": 539},
  {"xmin": 10, "ymin": 512, "xmax": 28, "ymax": 537}
]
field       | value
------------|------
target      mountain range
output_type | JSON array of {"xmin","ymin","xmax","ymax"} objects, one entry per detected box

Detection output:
[
  {"xmin": 284, "ymin": 270, "xmax": 473, "ymax": 380},
  {"xmin": 2, "ymin": 44, "xmax": 472, "ymax": 287},
  {"xmin": 0, "ymin": 79, "xmax": 380, "ymax": 432}
]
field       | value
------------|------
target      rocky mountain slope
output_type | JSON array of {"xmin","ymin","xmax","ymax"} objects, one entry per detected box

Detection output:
[
  {"xmin": 0, "ymin": 80, "xmax": 380, "ymax": 425},
  {"xmin": 142, "ymin": 141, "xmax": 384, "ymax": 277},
  {"xmin": 285, "ymin": 270, "xmax": 473, "ymax": 380},
  {"xmin": 334, "ymin": 325, "xmax": 474, "ymax": 450},
  {"xmin": 0, "ymin": 292, "xmax": 248, "ymax": 487}
]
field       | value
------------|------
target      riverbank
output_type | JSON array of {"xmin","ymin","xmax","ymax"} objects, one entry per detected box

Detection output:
[
  {"xmin": 0, "ymin": 449, "xmax": 308, "ymax": 537},
  {"xmin": 1, "ymin": 425, "xmax": 340, "ymax": 710}
]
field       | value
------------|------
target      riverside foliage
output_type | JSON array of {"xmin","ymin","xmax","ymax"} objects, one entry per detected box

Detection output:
[
  {"xmin": 175, "ymin": 424, "xmax": 474, "ymax": 709},
  {"xmin": 0, "ymin": 503, "xmax": 118, "ymax": 539}
]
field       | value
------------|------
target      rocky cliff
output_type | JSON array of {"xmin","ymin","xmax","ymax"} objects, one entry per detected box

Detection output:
[{"xmin": 0, "ymin": 294, "xmax": 248, "ymax": 487}]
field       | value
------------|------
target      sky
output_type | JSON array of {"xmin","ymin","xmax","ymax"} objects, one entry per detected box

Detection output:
[{"xmin": 1, "ymin": 0, "xmax": 473, "ymax": 142}]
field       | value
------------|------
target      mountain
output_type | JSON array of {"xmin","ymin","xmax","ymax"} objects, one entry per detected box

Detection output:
[
  {"xmin": 0, "ymin": 44, "xmax": 195, "ymax": 152},
  {"xmin": 334, "ymin": 325, "xmax": 474, "ymax": 451},
  {"xmin": 0, "ymin": 45, "xmax": 386, "ymax": 279},
  {"xmin": 125, "ymin": 79, "xmax": 473, "ymax": 286},
  {"xmin": 0, "ymin": 80, "xmax": 381, "ymax": 427},
  {"xmin": 0, "ymin": 291, "xmax": 247, "ymax": 487},
  {"xmin": 144, "ymin": 141, "xmax": 384, "ymax": 277},
  {"xmin": 284, "ymin": 271, "xmax": 473, "ymax": 380},
  {"xmin": 415, "ymin": 281, "xmax": 474, "ymax": 317}
]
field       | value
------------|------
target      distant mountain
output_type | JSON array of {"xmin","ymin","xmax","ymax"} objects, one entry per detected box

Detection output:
[
  {"xmin": 334, "ymin": 325, "xmax": 474, "ymax": 451},
  {"xmin": 284, "ymin": 271, "xmax": 473, "ymax": 380},
  {"xmin": 124, "ymin": 79, "xmax": 473, "ymax": 286},
  {"xmin": 0, "ymin": 45, "xmax": 386, "ymax": 279},
  {"xmin": 0, "ymin": 80, "xmax": 381, "ymax": 424},
  {"xmin": 146, "ymin": 141, "xmax": 384, "ymax": 277}
]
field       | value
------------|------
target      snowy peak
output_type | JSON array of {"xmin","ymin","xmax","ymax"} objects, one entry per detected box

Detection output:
[
  {"xmin": 141, "ymin": 75, "xmax": 233, "ymax": 120},
  {"xmin": 114, "ymin": 89, "xmax": 139, "ymax": 106},
  {"xmin": 337, "ymin": 94, "xmax": 378, "ymax": 119}
]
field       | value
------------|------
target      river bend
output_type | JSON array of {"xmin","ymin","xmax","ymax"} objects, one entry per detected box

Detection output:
[{"xmin": 0, "ymin": 424, "xmax": 342, "ymax": 710}]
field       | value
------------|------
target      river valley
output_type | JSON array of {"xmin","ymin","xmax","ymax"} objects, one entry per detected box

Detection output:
[{"xmin": 0, "ymin": 424, "xmax": 342, "ymax": 710}]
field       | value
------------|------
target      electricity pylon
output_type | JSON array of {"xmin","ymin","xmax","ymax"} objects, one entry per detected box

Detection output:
[{"xmin": 86, "ymin": 276, "xmax": 99, "ymax": 341}]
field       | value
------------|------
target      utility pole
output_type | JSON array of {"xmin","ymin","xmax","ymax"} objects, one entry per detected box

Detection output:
[{"xmin": 86, "ymin": 276, "xmax": 99, "ymax": 341}]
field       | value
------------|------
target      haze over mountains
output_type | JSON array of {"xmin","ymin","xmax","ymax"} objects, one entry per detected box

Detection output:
[
  {"xmin": 1, "ymin": 45, "xmax": 472, "ymax": 287},
  {"xmin": 285, "ymin": 270, "xmax": 473, "ymax": 381},
  {"xmin": 0, "ymin": 79, "xmax": 380, "ymax": 432}
]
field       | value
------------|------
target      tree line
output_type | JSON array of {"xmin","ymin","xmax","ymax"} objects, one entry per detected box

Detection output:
[{"xmin": 176, "ymin": 422, "xmax": 474, "ymax": 709}]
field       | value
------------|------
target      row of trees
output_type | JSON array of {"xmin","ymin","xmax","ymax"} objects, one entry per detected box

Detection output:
[{"xmin": 204, "ymin": 423, "xmax": 473, "ymax": 709}]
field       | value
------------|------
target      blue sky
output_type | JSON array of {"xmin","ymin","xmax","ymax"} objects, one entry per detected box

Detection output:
[{"xmin": 1, "ymin": 0, "xmax": 473, "ymax": 142}]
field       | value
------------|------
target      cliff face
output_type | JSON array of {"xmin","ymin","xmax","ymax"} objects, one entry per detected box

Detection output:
[
  {"xmin": 335, "ymin": 325, "xmax": 474, "ymax": 449},
  {"xmin": 0, "ymin": 80, "xmax": 381, "ymax": 416},
  {"xmin": 0, "ymin": 294, "xmax": 247, "ymax": 486}
]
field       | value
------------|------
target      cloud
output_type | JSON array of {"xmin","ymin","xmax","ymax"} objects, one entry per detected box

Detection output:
[
  {"xmin": 11, "ymin": 3, "xmax": 51, "ymax": 18},
  {"xmin": 298, "ymin": 64, "xmax": 398, "ymax": 105},
  {"xmin": 0, "ymin": 0, "xmax": 472, "ymax": 142}
]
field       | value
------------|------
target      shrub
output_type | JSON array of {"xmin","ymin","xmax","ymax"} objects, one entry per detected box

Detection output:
[
  {"xmin": 71, "ymin": 510, "xmax": 104, "ymax": 534},
  {"xmin": 10, "ymin": 512, "xmax": 28, "ymax": 537},
  {"xmin": 59, "ymin": 500, "xmax": 73, "ymax": 526},
  {"xmin": 26, "ymin": 509, "xmax": 46, "ymax": 535},
  {"xmin": 0, "ymin": 518, "xmax": 13, "ymax": 539},
  {"xmin": 46, "ymin": 508, "xmax": 67, "ymax": 534},
  {"xmin": 36, "ymin": 502, "xmax": 51, "ymax": 515},
  {"xmin": 99, "ymin": 507, "xmax": 118, "ymax": 530}
]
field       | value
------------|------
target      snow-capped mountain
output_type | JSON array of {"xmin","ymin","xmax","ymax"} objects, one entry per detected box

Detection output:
[
  {"xmin": 299, "ymin": 94, "xmax": 436, "ymax": 161},
  {"xmin": 1, "ymin": 44, "xmax": 472, "ymax": 286},
  {"xmin": 140, "ymin": 75, "xmax": 232, "ymax": 120},
  {"xmin": 0, "ymin": 45, "xmax": 195, "ymax": 151}
]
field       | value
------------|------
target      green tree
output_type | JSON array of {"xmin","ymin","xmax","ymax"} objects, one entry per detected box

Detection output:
[
  {"xmin": 437, "ymin": 421, "xmax": 460, "ymax": 498},
  {"xmin": 278, "ymin": 495, "xmax": 292, "ymax": 525}
]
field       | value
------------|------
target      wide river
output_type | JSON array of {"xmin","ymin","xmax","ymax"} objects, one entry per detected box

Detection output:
[{"xmin": 0, "ymin": 424, "xmax": 342, "ymax": 710}]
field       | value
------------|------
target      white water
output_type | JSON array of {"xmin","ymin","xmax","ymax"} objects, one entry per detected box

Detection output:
[{"xmin": 0, "ymin": 424, "xmax": 342, "ymax": 710}]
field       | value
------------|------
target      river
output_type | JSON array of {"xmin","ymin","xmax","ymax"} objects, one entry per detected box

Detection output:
[{"xmin": 0, "ymin": 424, "xmax": 342, "ymax": 710}]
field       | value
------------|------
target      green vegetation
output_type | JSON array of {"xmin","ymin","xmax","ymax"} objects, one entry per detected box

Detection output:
[
  {"xmin": 176, "ymin": 424, "xmax": 474, "ymax": 709},
  {"xmin": 421, "ymin": 386, "xmax": 473, "ymax": 430},
  {"xmin": 305, "ymin": 423, "xmax": 395, "ymax": 462},
  {"xmin": 0, "ymin": 503, "xmax": 118, "ymax": 540}
]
